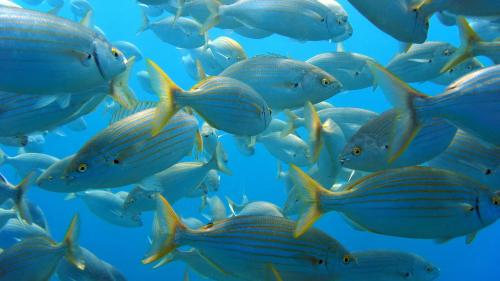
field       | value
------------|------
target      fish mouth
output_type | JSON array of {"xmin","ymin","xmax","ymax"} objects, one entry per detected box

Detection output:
[
  {"xmin": 93, "ymin": 49, "xmax": 106, "ymax": 79},
  {"xmin": 339, "ymin": 157, "xmax": 348, "ymax": 165}
]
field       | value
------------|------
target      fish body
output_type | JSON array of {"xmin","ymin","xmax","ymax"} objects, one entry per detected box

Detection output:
[
  {"xmin": 421, "ymin": 0, "xmax": 500, "ymax": 16},
  {"xmin": 257, "ymin": 132, "xmax": 311, "ymax": 166},
  {"xmin": 123, "ymin": 185, "xmax": 158, "ymax": 213},
  {"xmin": 142, "ymin": 16, "xmax": 206, "ymax": 49},
  {"xmin": 431, "ymin": 57, "xmax": 483, "ymax": 85},
  {"xmin": 0, "ymin": 218, "xmax": 49, "ymax": 249},
  {"xmin": 0, "ymin": 150, "xmax": 59, "ymax": 179},
  {"xmin": 220, "ymin": 55, "xmax": 342, "ymax": 110},
  {"xmin": 37, "ymin": 110, "xmax": 198, "ymax": 191},
  {"xmin": 0, "ymin": 7, "xmax": 127, "ymax": 95}
]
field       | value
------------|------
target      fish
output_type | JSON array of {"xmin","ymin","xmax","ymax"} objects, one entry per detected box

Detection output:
[
  {"xmin": 0, "ymin": 215, "xmax": 84, "ymax": 281},
  {"xmin": 257, "ymin": 132, "xmax": 312, "ymax": 166},
  {"xmin": 469, "ymin": 16, "xmax": 500, "ymax": 41},
  {"xmin": 0, "ymin": 7, "xmax": 134, "ymax": 107},
  {"xmin": 0, "ymin": 208, "xmax": 16, "ymax": 229},
  {"xmin": 140, "ymin": 143, "xmax": 231, "ymax": 203},
  {"xmin": 201, "ymin": 195, "xmax": 227, "ymax": 222},
  {"xmin": 227, "ymin": 198, "xmax": 284, "ymax": 217},
  {"xmin": 71, "ymin": 190, "xmax": 142, "ymax": 227},
  {"xmin": 144, "ymin": 195, "xmax": 355, "ymax": 281},
  {"xmin": 220, "ymin": 55, "xmax": 342, "ymax": 111},
  {"xmin": 368, "ymin": 62, "xmax": 500, "ymax": 161},
  {"xmin": 0, "ymin": 218, "xmax": 49, "ymax": 249},
  {"xmin": 431, "ymin": 57, "xmax": 483, "ymax": 85},
  {"xmin": 427, "ymin": 130, "xmax": 500, "ymax": 190},
  {"xmin": 37, "ymin": 110, "xmax": 199, "ymax": 191},
  {"xmin": 307, "ymin": 47, "xmax": 377, "ymax": 90},
  {"xmin": 339, "ymin": 109, "xmax": 457, "ymax": 172},
  {"xmin": 203, "ymin": 0, "xmax": 353, "ymax": 42},
  {"xmin": 233, "ymin": 135, "xmax": 256, "ymax": 156},
  {"xmin": 419, "ymin": 0, "xmax": 500, "ymax": 17},
  {"xmin": 147, "ymin": 59, "xmax": 272, "ymax": 136},
  {"xmin": 287, "ymin": 165, "xmax": 500, "ymax": 243},
  {"xmin": 123, "ymin": 185, "xmax": 158, "ymax": 214},
  {"xmin": 56, "ymin": 246, "xmax": 127, "ymax": 281},
  {"xmin": 137, "ymin": 70, "xmax": 156, "ymax": 95},
  {"xmin": 340, "ymin": 250, "xmax": 440, "ymax": 281},
  {"xmin": 113, "ymin": 41, "xmax": 143, "ymax": 61},
  {"xmin": 70, "ymin": 0, "xmax": 93, "ymax": 19},
  {"xmin": 199, "ymin": 169, "xmax": 221, "ymax": 193},
  {"xmin": 138, "ymin": 3, "xmax": 164, "ymax": 18},
  {"xmin": 346, "ymin": 0, "xmax": 430, "ymax": 43},
  {"xmin": 139, "ymin": 15, "xmax": 206, "ymax": 49},
  {"xmin": 205, "ymin": 36, "xmax": 247, "ymax": 70},
  {"xmin": 0, "ymin": 149, "xmax": 60, "ymax": 179},
  {"xmin": 0, "ymin": 174, "xmax": 33, "ymax": 224},
  {"xmin": 441, "ymin": 17, "xmax": 500, "ymax": 72},
  {"xmin": 199, "ymin": 122, "xmax": 219, "ymax": 159},
  {"xmin": 0, "ymin": 136, "xmax": 28, "ymax": 147},
  {"xmin": 386, "ymin": 41, "xmax": 457, "ymax": 82}
]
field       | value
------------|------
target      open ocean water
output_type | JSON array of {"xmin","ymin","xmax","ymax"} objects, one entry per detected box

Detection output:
[{"xmin": 0, "ymin": 0, "xmax": 498, "ymax": 280}]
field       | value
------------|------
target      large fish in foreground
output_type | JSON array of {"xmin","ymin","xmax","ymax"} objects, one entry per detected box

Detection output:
[
  {"xmin": 36, "ymin": 110, "xmax": 199, "ymax": 191},
  {"xmin": 0, "ymin": 7, "xmax": 134, "ymax": 106},
  {"xmin": 144, "ymin": 196, "xmax": 355, "ymax": 281},
  {"xmin": 368, "ymin": 62, "xmax": 500, "ymax": 162},
  {"xmin": 287, "ymin": 165, "xmax": 500, "ymax": 243}
]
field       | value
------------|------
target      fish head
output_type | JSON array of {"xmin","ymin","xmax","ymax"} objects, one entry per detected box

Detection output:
[
  {"xmin": 409, "ymin": 258, "xmax": 440, "ymax": 281},
  {"xmin": 302, "ymin": 67, "xmax": 343, "ymax": 101},
  {"xmin": 340, "ymin": 134, "xmax": 387, "ymax": 171},
  {"xmin": 93, "ymin": 39, "xmax": 127, "ymax": 80},
  {"xmin": 203, "ymin": 170, "xmax": 221, "ymax": 192},
  {"xmin": 123, "ymin": 186, "xmax": 157, "ymax": 212},
  {"xmin": 480, "ymin": 191, "xmax": 500, "ymax": 223},
  {"xmin": 326, "ymin": 244, "xmax": 355, "ymax": 277},
  {"xmin": 36, "ymin": 156, "xmax": 77, "ymax": 192}
]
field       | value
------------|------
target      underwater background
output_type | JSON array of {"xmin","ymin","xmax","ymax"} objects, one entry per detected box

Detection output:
[{"xmin": 0, "ymin": 0, "xmax": 498, "ymax": 280}]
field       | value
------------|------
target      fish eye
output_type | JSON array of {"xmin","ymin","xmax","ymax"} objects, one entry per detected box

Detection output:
[
  {"xmin": 443, "ymin": 49, "xmax": 452, "ymax": 56},
  {"xmin": 404, "ymin": 272, "xmax": 412, "ymax": 278},
  {"xmin": 48, "ymin": 175, "xmax": 53, "ymax": 181},
  {"xmin": 466, "ymin": 65, "xmax": 472, "ymax": 70},
  {"xmin": 321, "ymin": 78, "xmax": 331, "ymax": 86},
  {"xmin": 317, "ymin": 259, "xmax": 324, "ymax": 265},
  {"xmin": 320, "ymin": 17, "xmax": 325, "ymax": 22},
  {"xmin": 492, "ymin": 197, "xmax": 500, "ymax": 206},
  {"xmin": 485, "ymin": 169, "xmax": 492, "ymax": 175},
  {"xmin": 113, "ymin": 159, "xmax": 120, "ymax": 164},
  {"xmin": 342, "ymin": 255, "xmax": 352, "ymax": 264},
  {"xmin": 426, "ymin": 266, "xmax": 434, "ymax": 273},
  {"xmin": 293, "ymin": 82, "xmax": 300, "ymax": 88},
  {"xmin": 86, "ymin": 53, "xmax": 92, "ymax": 60},
  {"xmin": 111, "ymin": 48, "xmax": 120, "ymax": 58},
  {"xmin": 354, "ymin": 71, "xmax": 360, "ymax": 76},
  {"xmin": 78, "ymin": 163, "xmax": 88, "ymax": 173},
  {"xmin": 351, "ymin": 146, "xmax": 362, "ymax": 156}
]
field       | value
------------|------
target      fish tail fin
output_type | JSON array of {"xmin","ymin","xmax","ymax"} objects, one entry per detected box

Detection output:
[
  {"xmin": 143, "ymin": 195, "xmax": 187, "ymax": 266},
  {"xmin": 138, "ymin": 8, "xmax": 151, "ymax": 34},
  {"xmin": 146, "ymin": 59, "xmax": 182, "ymax": 136},
  {"xmin": 366, "ymin": 61, "xmax": 427, "ymax": 163},
  {"xmin": 174, "ymin": 0, "xmax": 185, "ymax": 24},
  {"xmin": 210, "ymin": 143, "xmax": 231, "ymax": 175},
  {"xmin": 304, "ymin": 101, "xmax": 323, "ymax": 164},
  {"xmin": 200, "ymin": 0, "xmax": 221, "ymax": 34},
  {"xmin": 280, "ymin": 110, "xmax": 299, "ymax": 137},
  {"xmin": 441, "ymin": 17, "xmax": 479, "ymax": 73},
  {"xmin": 195, "ymin": 130, "xmax": 204, "ymax": 155},
  {"xmin": 288, "ymin": 164, "xmax": 329, "ymax": 238},
  {"xmin": 62, "ymin": 214, "xmax": 85, "ymax": 270},
  {"xmin": 13, "ymin": 173, "xmax": 34, "ymax": 224},
  {"xmin": 111, "ymin": 56, "xmax": 138, "ymax": 109}
]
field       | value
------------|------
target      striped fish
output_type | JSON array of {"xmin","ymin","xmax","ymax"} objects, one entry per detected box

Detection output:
[
  {"xmin": 147, "ymin": 59, "xmax": 271, "ymax": 136},
  {"xmin": 144, "ymin": 195, "xmax": 355, "ymax": 281},
  {"xmin": 0, "ymin": 150, "xmax": 59, "ymax": 179},
  {"xmin": 341, "ymin": 250, "xmax": 439, "ymax": 281},
  {"xmin": 0, "ymin": 215, "xmax": 83, "ymax": 281},
  {"xmin": 427, "ymin": 130, "xmax": 500, "ymax": 190},
  {"xmin": 339, "ymin": 109, "xmax": 457, "ymax": 172},
  {"xmin": 219, "ymin": 55, "xmax": 342, "ymax": 111},
  {"xmin": 0, "ymin": 7, "xmax": 134, "ymax": 106},
  {"xmin": 37, "ymin": 110, "xmax": 199, "ymax": 191},
  {"xmin": 287, "ymin": 165, "xmax": 500, "ymax": 242},
  {"xmin": 0, "ymin": 86, "xmax": 107, "ymax": 137},
  {"xmin": 368, "ymin": 62, "xmax": 500, "ymax": 162},
  {"xmin": 109, "ymin": 101, "xmax": 157, "ymax": 124}
]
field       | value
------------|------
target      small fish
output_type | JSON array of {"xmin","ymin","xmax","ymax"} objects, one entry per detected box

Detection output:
[
  {"xmin": 427, "ymin": 130, "xmax": 500, "ymax": 190},
  {"xmin": 199, "ymin": 169, "xmax": 221, "ymax": 193},
  {"xmin": 0, "ymin": 208, "xmax": 16, "ymax": 229},
  {"xmin": 123, "ymin": 185, "xmax": 158, "ymax": 214},
  {"xmin": 57, "ymin": 247, "xmax": 127, "ymax": 281},
  {"xmin": 368, "ymin": 62, "xmax": 500, "ymax": 161},
  {"xmin": 346, "ymin": 0, "xmax": 430, "ymax": 43},
  {"xmin": 203, "ymin": 0, "xmax": 353, "ymax": 42},
  {"xmin": 139, "ymin": 15, "xmax": 206, "ymax": 49},
  {"xmin": 73, "ymin": 190, "xmax": 143, "ymax": 228},
  {"xmin": 37, "ymin": 110, "xmax": 199, "ymax": 191},
  {"xmin": 469, "ymin": 16, "xmax": 500, "ymax": 41},
  {"xmin": 339, "ymin": 109, "xmax": 457, "ymax": 172},
  {"xmin": 199, "ymin": 122, "xmax": 219, "ymax": 158},
  {"xmin": 201, "ymin": 195, "xmax": 227, "ymax": 222},
  {"xmin": 113, "ymin": 41, "xmax": 143, "ymax": 61},
  {"xmin": 340, "ymin": 250, "xmax": 440, "ymax": 281},
  {"xmin": 2, "ymin": 200, "xmax": 50, "ymax": 231},
  {"xmin": 147, "ymin": 59, "xmax": 272, "ymax": 136},
  {"xmin": 136, "ymin": 70, "xmax": 156, "ymax": 95},
  {"xmin": 228, "ymin": 199, "xmax": 284, "ymax": 217},
  {"xmin": 220, "ymin": 55, "xmax": 342, "ymax": 111},
  {"xmin": 307, "ymin": 48, "xmax": 376, "ymax": 90},
  {"xmin": 0, "ymin": 215, "xmax": 84, "ymax": 281},
  {"xmin": 181, "ymin": 217, "xmax": 205, "ymax": 229},
  {"xmin": 0, "ymin": 136, "xmax": 28, "ymax": 147},
  {"xmin": 0, "ymin": 218, "xmax": 49, "ymax": 249},
  {"xmin": 288, "ymin": 165, "xmax": 500, "ymax": 243},
  {"xmin": 0, "ymin": 149, "xmax": 60, "ymax": 179},
  {"xmin": 233, "ymin": 135, "xmax": 256, "ymax": 156},
  {"xmin": 441, "ymin": 17, "xmax": 500, "ymax": 72},
  {"xmin": 0, "ymin": 174, "xmax": 33, "ymax": 224},
  {"xmin": 257, "ymin": 132, "xmax": 312, "ymax": 166},
  {"xmin": 144, "ymin": 195, "xmax": 355, "ymax": 281},
  {"xmin": 140, "ymin": 143, "xmax": 230, "ymax": 203},
  {"xmin": 431, "ymin": 57, "xmax": 483, "ymax": 85}
]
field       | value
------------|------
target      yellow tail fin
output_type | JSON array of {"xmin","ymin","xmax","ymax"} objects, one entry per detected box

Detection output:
[
  {"xmin": 62, "ymin": 214, "xmax": 85, "ymax": 270},
  {"xmin": 143, "ymin": 195, "xmax": 186, "ymax": 266},
  {"xmin": 146, "ymin": 59, "xmax": 182, "ymax": 136},
  {"xmin": 288, "ymin": 165, "xmax": 329, "ymax": 238},
  {"xmin": 304, "ymin": 101, "xmax": 323, "ymax": 164},
  {"xmin": 441, "ymin": 17, "xmax": 479, "ymax": 73}
]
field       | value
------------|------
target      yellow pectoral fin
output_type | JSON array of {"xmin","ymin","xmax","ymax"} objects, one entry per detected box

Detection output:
[
  {"xmin": 197, "ymin": 251, "xmax": 230, "ymax": 276},
  {"xmin": 267, "ymin": 264, "xmax": 283, "ymax": 281}
]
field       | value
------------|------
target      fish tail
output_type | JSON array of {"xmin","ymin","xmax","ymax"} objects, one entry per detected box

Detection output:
[
  {"xmin": 367, "ymin": 61, "xmax": 428, "ymax": 163},
  {"xmin": 209, "ymin": 142, "xmax": 231, "ymax": 175},
  {"xmin": 304, "ymin": 101, "xmax": 323, "ymax": 164},
  {"xmin": 138, "ymin": 8, "xmax": 151, "ymax": 34},
  {"xmin": 226, "ymin": 195, "xmax": 246, "ymax": 215},
  {"xmin": 441, "ymin": 17, "xmax": 479, "ymax": 73},
  {"xmin": 143, "ymin": 195, "xmax": 188, "ymax": 266},
  {"xmin": 13, "ymin": 173, "xmax": 34, "ymax": 224},
  {"xmin": 111, "ymin": 57, "xmax": 139, "ymax": 109},
  {"xmin": 146, "ymin": 59, "xmax": 183, "ymax": 136},
  {"xmin": 200, "ymin": 0, "xmax": 222, "ymax": 34},
  {"xmin": 280, "ymin": 110, "xmax": 299, "ymax": 137},
  {"xmin": 288, "ymin": 164, "xmax": 329, "ymax": 238},
  {"xmin": 62, "ymin": 214, "xmax": 85, "ymax": 271}
]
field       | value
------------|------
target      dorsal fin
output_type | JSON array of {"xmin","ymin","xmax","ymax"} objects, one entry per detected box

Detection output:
[{"xmin": 109, "ymin": 101, "xmax": 158, "ymax": 124}]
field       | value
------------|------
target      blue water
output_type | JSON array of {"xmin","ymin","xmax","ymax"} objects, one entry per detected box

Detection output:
[{"xmin": 1, "ymin": 0, "xmax": 499, "ymax": 280}]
